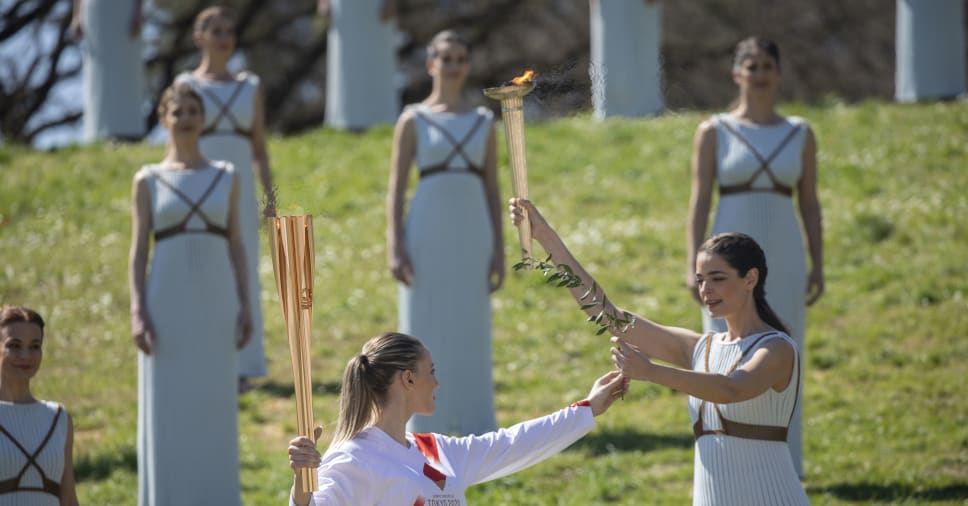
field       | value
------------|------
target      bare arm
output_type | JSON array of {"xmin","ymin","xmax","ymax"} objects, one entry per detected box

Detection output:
[
  {"xmin": 510, "ymin": 199, "xmax": 701, "ymax": 368},
  {"xmin": 482, "ymin": 122, "xmax": 504, "ymax": 292},
  {"xmin": 797, "ymin": 126, "xmax": 824, "ymax": 305},
  {"xmin": 685, "ymin": 120, "xmax": 717, "ymax": 302},
  {"xmin": 250, "ymin": 79, "xmax": 276, "ymax": 217},
  {"xmin": 386, "ymin": 111, "xmax": 416, "ymax": 285},
  {"xmin": 227, "ymin": 170, "xmax": 252, "ymax": 349},
  {"xmin": 128, "ymin": 173, "xmax": 154, "ymax": 354},
  {"xmin": 59, "ymin": 412, "xmax": 79, "ymax": 506},
  {"xmin": 613, "ymin": 336, "xmax": 795, "ymax": 403}
]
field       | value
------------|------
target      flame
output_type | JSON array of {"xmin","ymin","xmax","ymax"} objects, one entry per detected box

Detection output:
[{"xmin": 510, "ymin": 70, "xmax": 535, "ymax": 86}]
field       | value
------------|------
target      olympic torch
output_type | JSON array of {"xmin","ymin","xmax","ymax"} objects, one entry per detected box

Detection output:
[
  {"xmin": 484, "ymin": 70, "xmax": 536, "ymax": 260},
  {"xmin": 268, "ymin": 214, "xmax": 317, "ymax": 493}
]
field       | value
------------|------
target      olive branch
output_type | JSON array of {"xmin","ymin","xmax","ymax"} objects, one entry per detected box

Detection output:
[{"xmin": 513, "ymin": 254, "xmax": 636, "ymax": 336}]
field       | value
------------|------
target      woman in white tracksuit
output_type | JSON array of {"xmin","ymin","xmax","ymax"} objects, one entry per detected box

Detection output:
[{"xmin": 286, "ymin": 332, "xmax": 628, "ymax": 505}]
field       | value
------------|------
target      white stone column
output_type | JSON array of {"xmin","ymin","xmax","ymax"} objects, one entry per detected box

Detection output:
[
  {"xmin": 895, "ymin": 0, "xmax": 966, "ymax": 102},
  {"xmin": 325, "ymin": 0, "xmax": 399, "ymax": 130},
  {"xmin": 590, "ymin": 0, "xmax": 664, "ymax": 119}
]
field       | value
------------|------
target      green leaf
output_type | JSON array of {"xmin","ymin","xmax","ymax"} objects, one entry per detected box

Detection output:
[
  {"xmin": 596, "ymin": 326, "xmax": 609, "ymax": 335},
  {"xmin": 580, "ymin": 303, "xmax": 598, "ymax": 310}
]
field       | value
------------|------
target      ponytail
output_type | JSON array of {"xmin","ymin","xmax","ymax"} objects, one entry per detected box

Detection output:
[
  {"xmin": 330, "ymin": 332, "xmax": 424, "ymax": 446},
  {"xmin": 753, "ymin": 286, "xmax": 789, "ymax": 335}
]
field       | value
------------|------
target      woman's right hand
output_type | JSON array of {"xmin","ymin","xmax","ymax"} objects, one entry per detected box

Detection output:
[
  {"xmin": 131, "ymin": 310, "xmax": 154, "ymax": 355},
  {"xmin": 389, "ymin": 246, "xmax": 414, "ymax": 286},
  {"xmin": 289, "ymin": 426, "xmax": 323, "ymax": 473},
  {"xmin": 508, "ymin": 198, "xmax": 552, "ymax": 240},
  {"xmin": 585, "ymin": 370, "xmax": 630, "ymax": 416}
]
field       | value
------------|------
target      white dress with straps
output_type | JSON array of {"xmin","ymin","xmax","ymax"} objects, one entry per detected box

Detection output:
[{"xmin": 401, "ymin": 105, "xmax": 497, "ymax": 436}]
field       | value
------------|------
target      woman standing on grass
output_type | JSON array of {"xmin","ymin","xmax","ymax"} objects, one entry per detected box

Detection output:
[
  {"xmin": 129, "ymin": 82, "xmax": 251, "ymax": 505},
  {"xmin": 510, "ymin": 198, "xmax": 810, "ymax": 505},
  {"xmin": 686, "ymin": 37, "xmax": 824, "ymax": 476},
  {"xmin": 0, "ymin": 306, "xmax": 79, "ymax": 506},
  {"xmin": 386, "ymin": 30, "xmax": 504, "ymax": 435},
  {"xmin": 286, "ymin": 332, "xmax": 627, "ymax": 505},
  {"xmin": 177, "ymin": 6, "xmax": 276, "ymax": 393}
]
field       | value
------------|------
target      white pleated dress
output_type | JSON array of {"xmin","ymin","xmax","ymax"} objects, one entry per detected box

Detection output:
[
  {"xmin": 138, "ymin": 163, "xmax": 241, "ymax": 506},
  {"xmin": 703, "ymin": 113, "xmax": 809, "ymax": 475},
  {"xmin": 688, "ymin": 332, "xmax": 809, "ymax": 506},
  {"xmin": 177, "ymin": 72, "xmax": 267, "ymax": 378},
  {"xmin": 401, "ymin": 105, "xmax": 497, "ymax": 436},
  {"xmin": 0, "ymin": 400, "xmax": 67, "ymax": 506},
  {"xmin": 79, "ymin": 0, "xmax": 145, "ymax": 141}
]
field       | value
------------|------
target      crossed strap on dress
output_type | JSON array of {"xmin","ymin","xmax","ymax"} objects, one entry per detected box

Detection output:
[
  {"xmin": 200, "ymin": 79, "xmax": 252, "ymax": 139},
  {"xmin": 718, "ymin": 119, "xmax": 802, "ymax": 198},
  {"xmin": 151, "ymin": 168, "xmax": 229, "ymax": 242},
  {"xmin": 692, "ymin": 332, "xmax": 801, "ymax": 442},
  {"xmin": 415, "ymin": 110, "xmax": 487, "ymax": 179},
  {"xmin": 0, "ymin": 405, "xmax": 63, "ymax": 497}
]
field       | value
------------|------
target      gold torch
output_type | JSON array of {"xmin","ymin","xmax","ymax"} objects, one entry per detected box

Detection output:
[
  {"xmin": 268, "ymin": 215, "xmax": 317, "ymax": 493},
  {"xmin": 484, "ymin": 70, "xmax": 536, "ymax": 260}
]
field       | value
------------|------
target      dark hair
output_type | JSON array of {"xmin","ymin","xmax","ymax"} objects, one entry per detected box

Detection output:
[
  {"xmin": 331, "ymin": 332, "xmax": 425, "ymax": 445},
  {"xmin": 0, "ymin": 305, "xmax": 45, "ymax": 337},
  {"xmin": 157, "ymin": 82, "xmax": 205, "ymax": 120},
  {"xmin": 699, "ymin": 232, "xmax": 789, "ymax": 335},
  {"xmin": 427, "ymin": 29, "xmax": 471, "ymax": 58},
  {"xmin": 733, "ymin": 36, "xmax": 781, "ymax": 70},
  {"xmin": 194, "ymin": 6, "xmax": 235, "ymax": 33}
]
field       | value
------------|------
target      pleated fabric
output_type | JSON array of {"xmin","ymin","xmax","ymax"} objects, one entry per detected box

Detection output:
[
  {"xmin": 688, "ymin": 332, "xmax": 809, "ymax": 506},
  {"xmin": 0, "ymin": 400, "xmax": 65, "ymax": 506},
  {"xmin": 401, "ymin": 105, "xmax": 497, "ymax": 436},
  {"xmin": 138, "ymin": 164, "xmax": 241, "ymax": 506},
  {"xmin": 703, "ymin": 113, "xmax": 808, "ymax": 475}
]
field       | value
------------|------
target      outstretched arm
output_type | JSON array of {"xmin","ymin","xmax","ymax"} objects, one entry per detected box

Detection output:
[
  {"xmin": 509, "ymin": 198, "xmax": 701, "ymax": 368},
  {"xmin": 612, "ymin": 336, "xmax": 795, "ymax": 403}
]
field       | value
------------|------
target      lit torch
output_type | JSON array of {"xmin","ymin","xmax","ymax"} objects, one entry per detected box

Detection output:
[
  {"xmin": 268, "ymin": 215, "xmax": 317, "ymax": 493},
  {"xmin": 484, "ymin": 70, "xmax": 536, "ymax": 260}
]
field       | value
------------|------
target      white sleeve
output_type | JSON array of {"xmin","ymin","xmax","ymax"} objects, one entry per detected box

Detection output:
[
  {"xmin": 288, "ymin": 451, "xmax": 374, "ymax": 506},
  {"xmin": 439, "ymin": 403, "xmax": 596, "ymax": 486}
]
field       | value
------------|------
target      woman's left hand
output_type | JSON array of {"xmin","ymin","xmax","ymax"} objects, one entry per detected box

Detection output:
[
  {"xmin": 489, "ymin": 249, "xmax": 505, "ymax": 292},
  {"xmin": 806, "ymin": 267, "xmax": 824, "ymax": 306},
  {"xmin": 236, "ymin": 305, "xmax": 253, "ymax": 350},
  {"xmin": 610, "ymin": 336, "xmax": 654, "ymax": 381}
]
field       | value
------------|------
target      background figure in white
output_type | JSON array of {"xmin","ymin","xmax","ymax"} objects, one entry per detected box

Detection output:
[
  {"xmin": 319, "ymin": 0, "xmax": 400, "ymax": 130},
  {"xmin": 895, "ymin": 0, "xmax": 966, "ymax": 102},
  {"xmin": 387, "ymin": 31, "xmax": 504, "ymax": 436},
  {"xmin": 129, "ymin": 83, "xmax": 252, "ymax": 506},
  {"xmin": 71, "ymin": 0, "xmax": 146, "ymax": 142},
  {"xmin": 178, "ymin": 7, "xmax": 277, "ymax": 391},
  {"xmin": 589, "ymin": 0, "xmax": 663, "ymax": 119}
]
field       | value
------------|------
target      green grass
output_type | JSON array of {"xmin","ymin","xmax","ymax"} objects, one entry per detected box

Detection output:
[{"xmin": 1, "ymin": 100, "xmax": 966, "ymax": 504}]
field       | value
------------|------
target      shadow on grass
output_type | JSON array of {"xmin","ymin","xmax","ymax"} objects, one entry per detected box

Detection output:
[
  {"xmin": 567, "ymin": 427, "xmax": 694, "ymax": 456},
  {"xmin": 808, "ymin": 482, "xmax": 968, "ymax": 502},
  {"xmin": 75, "ymin": 446, "xmax": 137, "ymax": 481},
  {"xmin": 257, "ymin": 379, "xmax": 341, "ymax": 398}
]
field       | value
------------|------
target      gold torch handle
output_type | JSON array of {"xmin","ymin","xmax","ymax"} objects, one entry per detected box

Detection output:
[
  {"xmin": 269, "ymin": 215, "xmax": 318, "ymax": 494},
  {"xmin": 499, "ymin": 96, "xmax": 533, "ymax": 260}
]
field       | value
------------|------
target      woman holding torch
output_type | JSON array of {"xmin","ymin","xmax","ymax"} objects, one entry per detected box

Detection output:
[
  {"xmin": 286, "ymin": 332, "xmax": 627, "ymax": 505},
  {"xmin": 386, "ymin": 30, "xmax": 504, "ymax": 435},
  {"xmin": 128, "ymin": 82, "xmax": 251, "ymax": 505}
]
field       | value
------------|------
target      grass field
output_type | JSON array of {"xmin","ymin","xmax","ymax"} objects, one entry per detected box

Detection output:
[{"xmin": 1, "ymin": 99, "xmax": 966, "ymax": 504}]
